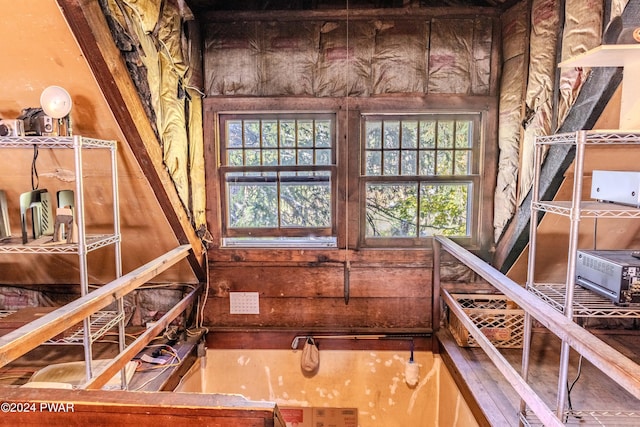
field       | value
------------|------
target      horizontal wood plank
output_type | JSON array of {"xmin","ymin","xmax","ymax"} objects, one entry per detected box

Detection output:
[
  {"xmin": 0, "ymin": 246, "xmax": 191, "ymax": 369},
  {"xmin": 204, "ymin": 297, "xmax": 431, "ymax": 329},
  {"xmin": 207, "ymin": 330, "xmax": 432, "ymax": 350},
  {"xmin": 210, "ymin": 266, "xmax": 431, "ymax": 298},
  {"xmin": 0, "ymin": 388, "xmax": 284, "ymax": 427}
]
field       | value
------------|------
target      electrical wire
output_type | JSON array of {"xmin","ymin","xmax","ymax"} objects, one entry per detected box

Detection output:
[
  {"xmin": 31, "ymin": 145, "xmax": 39, "ymax": 190},
  {"xmin": 565, "ymin": 354, "xmax": 583, "ymax": 421},
  {"xmin": 132, "ymin": 346, "xmax": 182, "ymax": 391}
]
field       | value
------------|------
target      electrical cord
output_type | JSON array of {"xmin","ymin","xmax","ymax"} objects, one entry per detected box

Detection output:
[
  {"xmin": 565, "ymin": 355, "xmax": 583, "ymax": 421},
  {"xmin": 31, "ymin": 144, "xmax": 39, "ymax": 190}
]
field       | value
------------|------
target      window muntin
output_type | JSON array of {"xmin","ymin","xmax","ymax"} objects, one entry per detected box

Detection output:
[
  {"xmin": 362, "ymin": 114, "xmax": 479, "ymax": 244},
  {"xmin": 220, "ymin": 114, "xmax": 336, "ymax": 245}
]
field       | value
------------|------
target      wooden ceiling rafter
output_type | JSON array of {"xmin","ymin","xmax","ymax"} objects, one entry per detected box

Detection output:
[
  {"xmin": 201, "ymin": 5, "xmax": 500, "ymax": 21},
  {"xmin": 187, "ymin": 0, "xmax": 517, "ymax": 13},
  {"xmin": 55, "ymin": 0, "xmax": 207, "ymax": 282}
]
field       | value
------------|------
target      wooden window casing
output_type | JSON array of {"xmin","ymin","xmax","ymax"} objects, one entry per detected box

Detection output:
[
  {"xmin": 218, "ymin": 113, "xmax": 338, "ymax": 243},
  {"xmin": 205, "ymin": 96, "xmax": 497, "ymax": 254},
  {"xmin": 360, "ymin": 113, "xmax": 482, "ymax": 248}
]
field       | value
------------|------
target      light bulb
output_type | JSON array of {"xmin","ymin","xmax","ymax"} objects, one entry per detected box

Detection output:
[
  {"xmin": 40, "ymin": 86, "xmax": 72, "ymax": 119},
  {"xmin": 405, "ymin": 360, "xmax": 419, "ymax": 387}
]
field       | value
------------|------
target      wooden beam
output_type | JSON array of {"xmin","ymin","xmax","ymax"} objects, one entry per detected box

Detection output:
[
  {"xmin": 436, "ymin": 331, "xmax": 499, "ymax": 427},
  {"xmin": 440, "ymin": 288, "xmax": 563, "ymax": 427},
  {"xmin": 435, "ymin": 236, "xmax": 640, "ymax": 401},
  {"xmin": 206, "ymin": 329, "xmax": 431, "ymax": 350},
  {"xmin": 82, "ymin": 284, "xmax": 201, "ymax": 390},
  {"xmin": 0, "ymin": 245, "xmax": 191, "ymax": 369},
  {"xmin": 55, "ymin": 0, "xmax": 206, "ymax": 282},
  {"xmin": 0, "ymin": 388, "xmax": 285, "ymax": 427},
  {"xmin": 202, "ymin": 6, "xmax": 501, "ymax": 22}
]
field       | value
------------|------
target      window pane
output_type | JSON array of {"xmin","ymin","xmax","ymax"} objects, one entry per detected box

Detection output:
[
  {"xmin": 228, "ymin": 149, "xmax": 244, "ymax": 166},
  {"xmin": 245, "ymin": 149, "xmax": 261, "ymax": 166},
  {"xmin": 366, "ymin": 121, "xmax": 382, "ymax": 149},
  {"xmin": 419, "ymin": 121, "xmax": 436, "ymax": 148},
  {"xmin": 281, "ymin": 172, "xmax": 331, "ymax": 227},
  {"xmin": 298, "ymin": 149, "xmax": 314, "ymax": 165},
  {"xmin": 437, "ymin": 121, "xmax": 454, "ymax": 148},
  {"xmin": 262, "ymin": 120, "xmax": 278, "ymax": 147},
  {"xmin": 419, "ymin": 151, "xmax": 435, "ymax": 175},
  {"xmin": 298, "ymin": 120, "xmax": 314, "ymax": 147},
  {"xmin": 263, "ymin": 148, "xmax": 278, "ymax": 166},
  {"xmin": 419, "ymin": 183, "xmax": 470, "ymax": 237},
  {"xmin": 384, "ymin": 151, "xmax": 399, "ymax": 175},
  {"xmin": 281, "ymin": 149, "xmax": 296, "ymax": 165},
  {"xmin": 366, "ymin": 182, "xmax": 418, "ymax": 237},
  {"xmin": 316, "ymin": 120, "xmax": 332, "ymax": 148},
  {"xmin": 316, "ymin": 149, "xmax": 332, "ymax": 165},
  {"xmin": 227, "ymin": 173, "xmax": 278, "ymax": 228},
  {"xmin": 244, "ymin": 120, "xmax": 260, "ymax": 147},
  {"xmin": 436, "ymin": 150, "xmax": 453, "ymax": 175},
  {"xmin": 384, "ymin": 121, "xmax": 400, "ymax": 149},
  {"xmin": 401, "ymin": 150, "xmax": 417, "ymax": 176},
  {"xmin": 280, "ymin": 120, "xmax": 296, "ymax": 147},
  {"xmin": 366, "ymin": 151, "xmax": 382, "ymax": 175},
  {"xmin": 454, "ymin": 151, "xmax": 471, "ymax": 175},
  {"xmin": 402, "ymin": 121, "xmax": 418, "ymax": 148},
  {"xmin": 360, "ymin": 114, "xmax": 478, "ymax": 245},
  {"xmin": 455, "ymin": 121, "xmax": 472, "ymax": 148},
  {"xmin": 227, "ymin": 121, "xmax": 243, "ymax": 148}
]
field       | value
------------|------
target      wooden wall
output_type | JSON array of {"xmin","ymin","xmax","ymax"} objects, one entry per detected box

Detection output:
[
  {"xmin": 0, "ymin": 0, "xmax": 197, "ymax": 286},
  {"xmin": 205, "ymin": 249, "xmax": 433, "ymax": 332},
  {"xmin": 200, "ymin": 10, "xmax": 500, "ymax": 340}
]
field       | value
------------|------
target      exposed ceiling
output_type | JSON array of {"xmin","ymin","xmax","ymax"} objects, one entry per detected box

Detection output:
[{"xmin": 186, "ymin": 0, "xmax": 521, "ymax": 14}]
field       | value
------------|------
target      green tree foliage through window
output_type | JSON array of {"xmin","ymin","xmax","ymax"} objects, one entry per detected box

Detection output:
[
  {"xmin": 221, "ymin": 115, "xmax": 336, "ymax": 242},
  {"xmin": 363, "ymin": 115, "xmax": 478, "ymax": 240}
]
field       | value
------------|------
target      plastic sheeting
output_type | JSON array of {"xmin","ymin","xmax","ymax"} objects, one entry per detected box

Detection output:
[
  {"xmin": 493, "ymin": 2, "xmax": 529, "ymax": 242},
  {"xmin": 204, "ymin": 18, "xmax": 494, "ymax": 97},
  {"xmin": 103, "ymin": 0, "xmax": 206, "ymax": 230}
]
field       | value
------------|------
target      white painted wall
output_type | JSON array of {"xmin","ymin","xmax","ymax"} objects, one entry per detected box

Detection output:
[{"xmin": 176, "ymin": 349, "xmax": 478, "ymax": 427}]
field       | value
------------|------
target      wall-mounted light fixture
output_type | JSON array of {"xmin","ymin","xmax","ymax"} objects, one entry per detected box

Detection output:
[{"xmin": 40, "ymin": 85, "xmax": 72, "ymax": 136}]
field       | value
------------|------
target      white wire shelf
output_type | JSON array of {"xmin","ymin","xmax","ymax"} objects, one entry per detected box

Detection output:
[
  {"xmin": 527, "ymin": 283, "xmax": 640, "ymax": 318},
  {"xmin": 521, "ymin": 409, "xmax": 640, "ymax": 426},
  {"xmin": 535, "ymin": 130, "xmax": 640, "ymax": 146},
  {"xmin": 0, "ymin": 234, "xmax": 120, "ymax": 254},
  {"xmin": 44, "ymin": 310, "xmax": 124, "ymax": 345},
  {"xmin": 0, "ymin": 136, "xmax": 116, "ymax": 149},
  {"xmin": 533, "ymin": 201, "xmax": 640, "ymax": 218}
]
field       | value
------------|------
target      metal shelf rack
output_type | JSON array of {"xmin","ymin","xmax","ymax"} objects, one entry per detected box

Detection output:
[
  {"xmin": 523, "ymin": 130, "xmax": 640, "ymax": 423},
  {"xmin": 0, "ymin": 135, "xmax": 124, "ymax": 384}
]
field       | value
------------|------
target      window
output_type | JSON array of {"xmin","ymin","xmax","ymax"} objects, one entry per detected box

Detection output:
[
  {"xmin": 219, "ymin": 114, "xmax": 337, "ymax": 247},
  {"xmin": 361, "ymin": 114, "xmax": 480, "ymax": 246}
]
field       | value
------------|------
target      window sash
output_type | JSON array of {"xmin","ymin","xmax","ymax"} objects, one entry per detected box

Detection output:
[
  {"xmin": 360, "ymin": 113, "xmax": 481, "ymax": 247},
  {"xmin": 219, "ymin": 114, "xmax": 337, "ymax": 241}
]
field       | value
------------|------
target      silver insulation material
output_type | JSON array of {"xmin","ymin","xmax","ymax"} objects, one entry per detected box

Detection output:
[
  {"xmin": 557, "ymin": 0, "xmax": 603, "ymax": 127},
  {"xmin": 371, "ymin": 20, "xmax": 429, "ymax": 94},
  {"xmin": 0, "ymin": 287, "xmax": 53, "ymax": 310},
  {"xmin": 316, "ymin": 21, "xmax": 375, "ymax": 97},
  {"xmin": 612, "ymin": 0, "xmax": 631, "ymax": 18},
  {"xmin": 493, "ymin": 1, "xmax": 529, "ymax": 241},
  {"xmin": 494, "ymin": 0, "xmax": 605, "ymax": 240},
  {"xmin": 517, "ymin": 0, "xmax": 561, "ymax": 206},
  {"xmin": 204, "ymin": 18, "xmax": 493, "ymax": 97}
]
